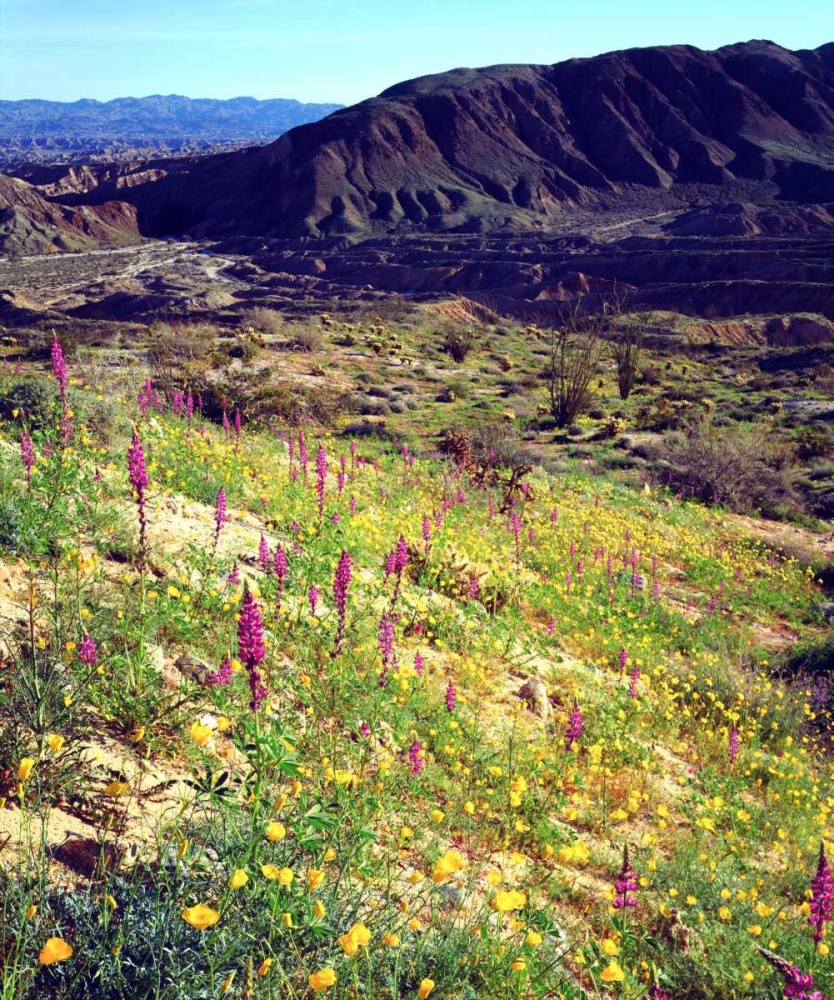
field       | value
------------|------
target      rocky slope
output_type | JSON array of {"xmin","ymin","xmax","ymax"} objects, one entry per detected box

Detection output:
[
  {"xmin": 0, "ymin": 95, "xmax": 343, "ymax": 170},
  {"xmin": 0, "ymin": 174, "xmax": 140, "ymax": 255}
]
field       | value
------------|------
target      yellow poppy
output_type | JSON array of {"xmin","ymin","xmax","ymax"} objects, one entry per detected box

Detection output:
[
  {"xmin": 309, "ymin": 968, "xmax": 337, "ymax": 992},
  {"xmin": 432, "ymin": 850, "xmax": 466, "ymax": 884},
  {"xmin": 39, "ymin": 938, "xmax": 73, "ymax": 964},
  {"xmin": 181, "ymin": 904, "xmax": 220, "ymax": 930},
  {"xmin": 418, "ymin": 979, "xmax": 435, "ymax": 999},
  {"xmin": 229, "ymin": 869, "xmax": 248, "ymax": 889},
  {"xmin": 190, "ymin": 722, "xmax": 213, "ymax": 747},
  {"xmin": 491, "ymin": 889, "xmax": 527, "ymax": 912},
  {"xmin": 600, "ymin": 961, "xmax": 626, "ymax": 983},
  {"xmin": 266, "ymin": 822, "xmax": 286, "ymax": 842},
  {"xmin": 17, "ymin": 758, "xmax": 35, "ymax": 782},
  {"xmin": 338, "ymin": 922, "xmax": 371, "ymax": 957}
]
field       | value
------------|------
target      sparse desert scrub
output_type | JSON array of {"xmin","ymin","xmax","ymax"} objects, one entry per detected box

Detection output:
[
  {"xmin": 242, "ymin": 307, "xmax": 284, "ymax": 337},
  {"xmin": 441, "ymin": 325, "xmax": 479, "ymax": 363},
  {"xmin": 654, "ymin": 418, "xmax": 800, "ymax": 515}
]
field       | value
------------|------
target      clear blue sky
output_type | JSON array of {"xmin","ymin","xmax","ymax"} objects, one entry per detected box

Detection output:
[{"xmin": 1, "ymin": 0, "xmax": 831, "ymax": 105}]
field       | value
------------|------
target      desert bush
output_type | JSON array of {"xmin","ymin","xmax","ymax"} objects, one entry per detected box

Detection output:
[
  {"xmin": 796, "ymin": 424, "xmax": 834, "ymax": 461},
  {"xmin": 280, "ymin": 326, "xmax": 323, "ymax": 352},
  {"xmin": 442, "ymin": 327, "xmax": 479, "ymax": 363},
  {"xmin": 359, "ymin": 397, "xmax": 391, "ymax": 417},
  {"xmin": 242, "ymin": 306, "xmax": 284, "ymax": 336},
  {"xmin": 147, "ymin": 322, "xmax": 217, "ymax": 394},
  {"xmin": 0, "ymin": 379, "xmax": 59, "ymax": 428},
  {"xmin": 610, "ymin": 319, "xmax": 644, "ymax": 400},
  {"xmin": 539, "ymin": 303, "xmax": 606, "ymax": 427},
  {"xmin": 655, "ymin": 420, "xmax": 800, "ymax": 514}
]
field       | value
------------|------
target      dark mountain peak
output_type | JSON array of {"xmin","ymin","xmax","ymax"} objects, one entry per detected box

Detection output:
[{"xmin": 6, "ymin": 39, "xmax": 834, "ymax": 249}]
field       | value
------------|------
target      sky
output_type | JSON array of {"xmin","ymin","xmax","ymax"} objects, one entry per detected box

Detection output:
[{"xmin": 1, "ymin": 0, "xmax": 832, "ymax": 106}]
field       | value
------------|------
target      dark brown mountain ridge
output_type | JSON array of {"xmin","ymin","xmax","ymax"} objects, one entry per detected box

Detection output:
[{"xmin": 9, "ymin": 38, "xmax": 834, "ymax": 244}]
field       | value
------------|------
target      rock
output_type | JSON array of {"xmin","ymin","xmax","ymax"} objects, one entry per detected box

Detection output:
[
  {"xmin": 517, "ymin": 677, "xmax": 552, "ymax": 722},
  {"xmin": 144, "ymin": 643, "xmax": 166, "ymax": 674},
  {"xmin": 766, "ymin": 315, "xmax": 834, "ymax": 347},
  {"xmin": 812, "ymin": 602, "xmax": 834, "ymax": 622},
  {"xmin": 174, "ymin": 653, "xmax": 212, "ymax": 685}
]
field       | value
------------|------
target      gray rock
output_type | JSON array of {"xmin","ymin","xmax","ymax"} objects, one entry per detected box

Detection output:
[{"xmin": 518, "ymin": 677, "xmax": 552, "ymax": 721}]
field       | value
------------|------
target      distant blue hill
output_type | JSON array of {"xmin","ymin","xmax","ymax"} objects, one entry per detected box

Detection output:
[{"xmin": 0, "ymin": 95, "xmax": 344, "ymax": 168}]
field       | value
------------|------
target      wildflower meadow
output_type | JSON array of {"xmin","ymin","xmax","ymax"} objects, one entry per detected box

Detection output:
[{"xmin": 0, "ymin": 335, "xmax": 831, "ymax": 1000}]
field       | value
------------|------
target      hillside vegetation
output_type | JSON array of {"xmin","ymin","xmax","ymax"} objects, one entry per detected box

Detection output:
[{"xmin": 0, "ymin": 334, "xmax": 831, "ymax": 1000}]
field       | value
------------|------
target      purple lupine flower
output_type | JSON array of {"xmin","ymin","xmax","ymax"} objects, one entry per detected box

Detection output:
[
  {"xmin": 408, "ymin": 739, "xmax": 424, "ymax": 776},
  {"xmin": 78, "ymin": 634, "xmax": 98, "ymax": 666},
  {"xmin": 349, "ymin": 495, "xmax": 357, "ymax": 515},
  {"xmin": 547, "ymin": 618, "xmax": 555, "ymax": 635},
  {"xmin": 138, "ymin": 378, "xmax": 154, "ymax": 416},
  {"xmin": 51, "ymin": 335, "xmax": 72, "ymax": 444},
  {"xmin": 207, "ymin": 657, "xmax": 233, "ymax": 686},
  {"xmin": 222, "ymin": 410, "xmax": 230, "ymax": 438},
  {"xmin": 238, "ymin": 586, "xmax": 267, "ymax": 711},
  {"xmin": 332, "ymin": 549, "xmax": 351, "ymax": 657},
  {"xmin": 652, "ymin": 579, "xmax": 661, "ymax": 602},
  {"xmin": 810, "ymin": 842, "xmax": 833, "ymax": 945},
  {"xmin": 186, "ymin": 392, "xmax": 194, "ymax": 423},
  {"xmin": 315, "ymin": 444, "xmax": 327, "ymax": 520},
  {"xmin": 414, "ymin": 652, "xmax": 425, "ymax": 677},
  {"xmin": 228, "ymin": 563, "xmax": 240, "ymax": 585},
  {"xmin": 213, "ymin": 488, "xmax": 227, "ymax": 549},
  {"xmin": 445, "ymin": 680, "xmax": 457, "ymax": 713},
  {"xmin": 565, "ymin": 702, "xmax": 583, "ymax": 750},
  {"xmin": 359, "ymin": 721, "xmax": 371, "ymax": 739},
  {"xmin": 258, "ymin": 534, "xmax": 270, "ymax": 572},
  {"xmin": 759, "ymin": 949, "xmax": 825, "ymax": 1000},
  {"xmin": 273, "ymin": 546, "xmax": 288, "ymax": 579},
  {"xmin": 51, "ymin": 335, "xmax": 68, "ymax": 397},
  {"xmin": 234, "ymin": 410, "xmax": 242, "ymax": 441},
  {"xmin": 378, "ymin": 613, "xmax": 394, "ymax": 672},
  {"xmin": 628, "ymin": 664, "xmax": 640, "ymax": 698},
  {"xmin": 728, "ymin": 726, "xmax": 740, "ymax": 764},
  {"xmin": 646, "ymin": 987, "xmax": 669, "ymax": 1000},
  {"xmin": 20, "ymin": 431, "xmax": 34, "ymax": 485},
  {"xmin": 619, "ymin": 648, "xmax": 628, "ymax": 674},
  {"xmin": 422, "ymin": 515, "xmax": 431, "ymax": 548},
  {"xmin": 337, "ymin": 471, "xmax": 345, "ymax": 494},
  {"xmin": 613, "ymin": 844, "xmax": 638, "ymax": 909},
  {"xmin": 468, "ymin": 576, "xmax": 479, "ymax": 599},
  {"xmin": 127, "ymin": 429, "xmax": 149, "ymax": 566},
  {"xmin": 171, "ymin": 390, "xmax": 184, "ymax": 416},
  {"xmin": 309, "ymin": 585, "xmax": 319, "ymax": 616},
  {"xmin": 388, "ymin": 534, "xmax": 409, "ymax": 608},
  {"xmin": 272, "ymin": 544, "xmax": 287, "ymax": 614}
]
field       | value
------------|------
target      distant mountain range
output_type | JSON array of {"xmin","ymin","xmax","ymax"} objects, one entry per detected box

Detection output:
[{"xmin": 0, "ymin": 95, "xmax": 344, "ymax": 169}]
